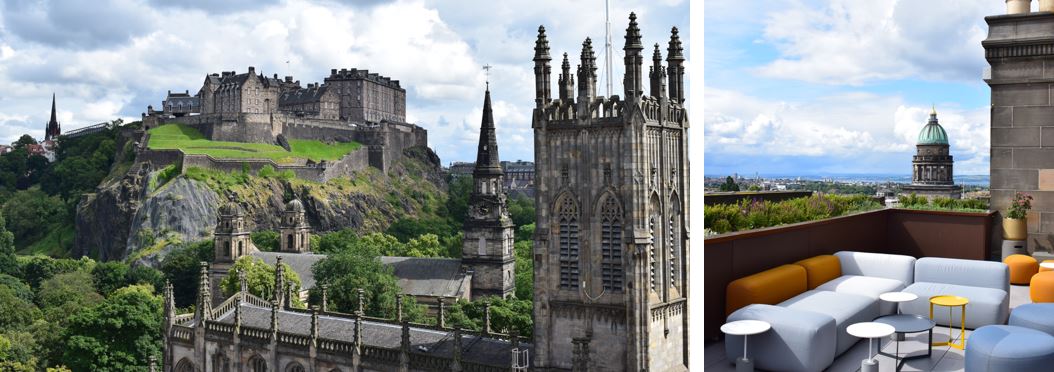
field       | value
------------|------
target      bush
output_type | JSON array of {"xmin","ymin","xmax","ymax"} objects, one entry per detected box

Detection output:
[
  {"xmin": 897, "ymin": 193, "xmax": 990, "ymax": 213},
  {"xmin": 703, "ymin": 194, "xmax": 883, "ymax": 234}
]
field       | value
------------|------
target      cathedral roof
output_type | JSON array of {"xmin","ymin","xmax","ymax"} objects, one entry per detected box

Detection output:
[{"xmin": 917, "ymin": 109, "xmax": 949, "ymax": 145}]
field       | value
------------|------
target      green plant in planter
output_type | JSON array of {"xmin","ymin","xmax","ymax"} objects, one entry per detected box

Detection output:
[{"xmin": 1007, "ymin": 192, "xmax": 1033, "ymax": 219}]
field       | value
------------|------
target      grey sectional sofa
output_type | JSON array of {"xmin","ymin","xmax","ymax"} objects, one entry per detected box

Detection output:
[{"xmin": 899, "ymin": 257, "xmax": 1010, "ymax": 329}]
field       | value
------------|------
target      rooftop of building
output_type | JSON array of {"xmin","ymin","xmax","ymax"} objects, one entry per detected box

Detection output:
[
  {"xmin": 251, "ymin": 252, "xmax": 470, "ymax": 298},
  {"xmin": 324, "ymin": 68, "xmax": 404, "ymax": 90}
]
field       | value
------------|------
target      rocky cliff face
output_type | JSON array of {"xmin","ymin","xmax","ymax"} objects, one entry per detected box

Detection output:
[{"xmin": 75, "ymin": 146, "xmax": 447, "ymax": 265}]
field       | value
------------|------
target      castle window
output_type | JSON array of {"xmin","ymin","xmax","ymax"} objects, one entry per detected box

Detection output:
[
  {"xmin": 600, "ymin": 196, "xmax": 624, "ymax": 292},
  {"xmin": 557, "ymin": 196, "xmax": 580, "ymax": 289}
]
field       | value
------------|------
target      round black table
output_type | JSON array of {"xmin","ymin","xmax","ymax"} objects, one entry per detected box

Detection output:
[{"xmin": 873, "ymin": 314, "xmax": 936, "ymax": 371}]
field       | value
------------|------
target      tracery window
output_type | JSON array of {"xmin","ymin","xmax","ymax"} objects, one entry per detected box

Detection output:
[
  {"xmin": 286, "ymin": 363, "xmax": 306, "ymax": 372},
  {"xmin": 557, "ymin": 195, "xmax": 580, "ymax": 289},
  {"xmin": 669, "ymin": 198, "xmax": 681, "ymax": 289},
  {"xmin": 175, "ymin": 359, "xmax": 194, "ymax": 372},
  {"xmin": 249, "ymin": 355, "xmax": 267, "ymax": 372},
  {"xmin": 599, "ymin": 195, "xmax": 624, "ymax": 292}
]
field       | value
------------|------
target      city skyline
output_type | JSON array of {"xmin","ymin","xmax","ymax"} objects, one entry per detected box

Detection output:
[
  {"xmin": 705, "ymin": 0, "xmax": 999, "ymax": 176},
  {"xmin": 0, "ymin": 0, "xmax": 689, "ymax": 164}
]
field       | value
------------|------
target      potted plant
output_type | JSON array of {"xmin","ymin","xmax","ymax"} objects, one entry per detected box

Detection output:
[{"xmin": 1004, "ymin": 192, "xmax": 1033, "ymax": 240}]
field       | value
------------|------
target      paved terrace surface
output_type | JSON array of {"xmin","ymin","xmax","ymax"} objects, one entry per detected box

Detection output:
[
  {"xmin": 705, "ymin": 285, "xmax": 1032, "ymax": 371},
  {"xmin": 213, "ymin": 303, "xmax": 527, "ymax": 367}
]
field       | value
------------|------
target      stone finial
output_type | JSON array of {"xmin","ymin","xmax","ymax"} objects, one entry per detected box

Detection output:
[
  {"xmin": 400, "ymin": 321, "xmax": 411, "ymax": 351},
  {"xmin": 452, "ymin": 327, "xmax": 464, "ymax": 368},
  {"xmin": 234, "ymin": 295, "xmax": 243, "ymax": 332},
  {"xmin": 238, "ymin": 268, "xmax": 247, "ymax": 295},
  {"xmin": 437, "ymin": 297, "xmax": 447, "ymax": 329},
  {"xmin": 356, "ymin": 288, "xmax": 366, "ymax": 316},
  {"xmin": 270, "ymin": 300, "xmax": 280, "ymax": 340},
  {"xmin": 483, "ymin": 302, "xmax": 492, "ymax": 335},
  {"xmin": 285, "ymin": 282, "xmax": 295, "ymax": 309},
  {"xmin": 194, "ymin": 262, "xmax": 212, "ymax": 323},
  {"xmin": 650, "ymin": 43, "xmax": 667, "ymax": 99},
  {"xmin": 396, "ymin": 294, "xmax": 404, "ymax": 322},
  {"xmin": 354, "ymin": 313, "xmax": 363, "ymax": 350},
  {"xmin": 559, "ymin": 52, "xmax": 575, "ymax": 101},
  {"xmin": 163, "ymin": 280, "xmax": 174, "ymax": 325},
  {"xmin": 667, "ymin": 27, "xmax": 685, "ymax": 62},
  {"xmin": 578, "ymin": 38, "xmax": 598, "ymax": 101},
  {"xmin": 273, "ymin": 256, "xmax": 285, "ymax": 303},
  {"xmin": 148, "ymin": 356, "xmax": 157, "ymax": 372},
  {"xmin": 310, "ymin": 306, "xmax": 319, "ymax": 346},
  {"xmin": 534, "ymin": 25, "xmax": 551, "ymax": 61},
  {"xmin": 624, "ymin": 12, "xmax": 643, "ymax": 51},
  {"xmin": 320, "ymin": 284, "xmax": 329, "ymax": 313}
]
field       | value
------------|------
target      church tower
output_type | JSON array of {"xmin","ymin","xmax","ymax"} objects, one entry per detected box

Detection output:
[
  {"xmin": 279, "ymin": 199, "xmax": 311, "ymax": 253},
  {"xmin": 211, "ymin": 202, "xmax": 255, "ymax": 304},
  {"xmin": 531, "ymin": 14, "xmax": 690, "ymax": 371},
  {"xmin": 45, "ymin": 93, "xmax": 61, "ymax": 141},
  {"xmin": 461, "ymin": 85, "xmax": 516, "ymax": 300}
]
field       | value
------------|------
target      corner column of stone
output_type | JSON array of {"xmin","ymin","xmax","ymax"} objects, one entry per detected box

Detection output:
[{"xmin": 985, "ymin": 10, "xmax": 1054, "ymax": 252}]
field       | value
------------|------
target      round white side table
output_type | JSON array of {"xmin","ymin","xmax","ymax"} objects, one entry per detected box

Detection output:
[
  {"xmin": 848, "ymin": 322, "xmax": 896, "ymax": 372},
  {"xmin": 721, "ymin": 320, "xmax": 771, "ymax": 372},
  {"xmin": 879, "ymin": 292, "xmax": 918, "ymax": 314}
]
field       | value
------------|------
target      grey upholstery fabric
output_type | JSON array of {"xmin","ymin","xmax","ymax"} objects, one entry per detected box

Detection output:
[
  {"xmin": 816, "ymin": 275, "xmax": 906, "ymax": 315},
  {"xmin": 965, "ymin": 325, "xmax": 1054, "ymax": 372},
  {"xmin": 901, "ymin": 282, "xmax": 1009, "ymax": 329},
  {"xmin": 835, "ymin": 251, "xmax": 916, "ymax": 285},
  {"xmin": 1009, "ymin": 303, "xmax": 1054, "ymax": 337},
  {"xmin": 913, "ymin": 257, "xmax": 1010, "ymax": 293},
  {"xmin": 726, "ymin": 304, "xmax": 837, "ymax": 372},
  {"xmin": 780, "ymin": 290, "xmax": 879, "ymax": 355}
]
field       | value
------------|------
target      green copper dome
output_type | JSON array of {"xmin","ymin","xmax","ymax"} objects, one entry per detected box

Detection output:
[{"xmin": 917, "ymin": 108, "xmax": 949, "ymax": 145}]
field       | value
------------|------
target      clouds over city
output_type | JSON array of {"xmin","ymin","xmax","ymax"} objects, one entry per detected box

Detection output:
[
  {"xmin": 705, "ymin": 0, "xmax": 995, "ymax": 176},
  {"xmin": 0, "ymin": 0, "xmax": 689, "ymax": 163}
]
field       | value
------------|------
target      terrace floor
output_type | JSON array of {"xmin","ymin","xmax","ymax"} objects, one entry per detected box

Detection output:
[{"xmin": 704, "ymin": 285, "xmax": 1032, "ymax": 372}]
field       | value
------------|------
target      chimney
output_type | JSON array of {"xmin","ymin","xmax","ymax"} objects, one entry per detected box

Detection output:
[
  {"xmin": 1008, "ymin": 0, "xmax": 1032, "ymax": 14},
  {"xmin": 331, "ymin": 68, "xmax": 337, "ymax": 75},
  {"xmin": 248, "ymin": 66, "xmax": 256, "ymax": 75}
]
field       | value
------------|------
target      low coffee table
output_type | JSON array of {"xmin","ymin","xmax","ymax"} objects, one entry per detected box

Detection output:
[{"xmin": 874, "ymin": 314, "xmax": 936, "ymax": 371}]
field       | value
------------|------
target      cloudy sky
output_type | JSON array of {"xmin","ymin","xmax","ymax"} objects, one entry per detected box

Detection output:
[
  {"xmin": 705, "ymin": 0, "xmax": 1003, "ymax": 176},
  {"xmin": 0, "ymin": 0, "xmax": 689, "ymax": 164}
]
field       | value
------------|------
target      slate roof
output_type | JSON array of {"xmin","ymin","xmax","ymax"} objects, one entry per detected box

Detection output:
[
  {"xmin": 279, "ymin": 85, "xmax": 330, "ymax": 106},
  {"xmin": 213, "ymin": 303, "xmax": 527, "ymax": 366},
  {"xmin": 251, "ymin": 252, "xmax": 470, "ymax": 298}
]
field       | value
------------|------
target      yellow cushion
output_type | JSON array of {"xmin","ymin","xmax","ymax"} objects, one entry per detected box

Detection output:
[
  {"xmin": 1005, "ymin": 254, "xmax": 1039, "ymax": 285},
  {"xmin": 1031, "ymin": 271, "xmax": 1054, "ymax": 303},
  {"xmin": 795, "ymin": 255, "xmax": 842, "ymax": 289},
  {"xmin": 726, "ymin": 264, "xmax": 807, "ymax": 315}
]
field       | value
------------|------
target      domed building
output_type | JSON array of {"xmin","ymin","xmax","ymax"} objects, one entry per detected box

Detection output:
[{"xmin": 901, "ymin": 108, "xmax": 962, "ymax": 199}]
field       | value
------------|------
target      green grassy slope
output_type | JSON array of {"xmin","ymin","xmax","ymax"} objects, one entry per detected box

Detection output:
[{"xmin": 147, "ymin": 124, "xmax": 361, "ymax": 164}]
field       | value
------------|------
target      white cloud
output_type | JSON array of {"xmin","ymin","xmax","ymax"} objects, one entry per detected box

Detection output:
[{"xmin": 755, "ymin": 0, "xmax": 1001, "ymax": 85}]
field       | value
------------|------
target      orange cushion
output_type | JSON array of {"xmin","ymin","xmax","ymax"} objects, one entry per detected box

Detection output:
[
  {"xmin": 795, "ymin": 255, "xmax": 842, "ymax": 289},
  {"xmin": 1041, "ymin": 260, "xmax": 1054, "ymax": 272},
  {"xmin": 1031, "ymin": 271, "xmax": 1054, "ymax": 303},
  {"xmin": 1005, "ymin": 254, "xmax": 1039, "ymax": 285},
  {"xmin": 726, "ymin": 264, "xmax": 808, "ymax": 315}
]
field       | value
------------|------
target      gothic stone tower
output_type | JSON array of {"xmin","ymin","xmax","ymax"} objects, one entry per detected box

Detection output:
[
  {"xmin": 211, "ymin": 202, "xmax": 255, "ymax": 304},
  {"xmin": 901, "ymin": 109, "xmax": 961, "ymax": 199},
  {"xmin": 279, "ymin": 199, "xmax": 311, "ymax": 253},
  {"xmin": 984, "ymin": 4, "xmax": 1054, "ymax": 251},
  {"xmin": 531, "ymin": 14, "xmax": 690, "ymax": 371},
  {"xmin": 462, "ymin": 87, "xmax": 516, "ymax": 299}
]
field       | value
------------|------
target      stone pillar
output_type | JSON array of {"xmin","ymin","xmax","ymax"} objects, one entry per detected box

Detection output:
[
  {"xmin": 233, "ymin": 296, "xmax": 243, "ymax": 372},
  {"xmin": 437, "ymin": 297, "xmax": 446, "ymax": 329},
  {"xmin": 310, "ymin": 306, "xmax": 319, "ymax": 347},
  {"xmin": 483, "ymin": 302, "xmax": 492, "ymax": 335},
  {"xmin": 238, "ymin": 269, "xmax": 247, "ymax": 297},
  {"xmin": 270, "ymin": 300, "xmax": 280, "ymax": 341},
  {"xmin": 320, "ymin": 284, "xmax": 328, "ymax": 313},
  {"xmin": 399, "ymin": 321, "xmax": 410, "ymax": 372},
  {"xmin": 451, "ymin": 327, "xmax": 463, "ymax": 372},
  {"xmin": 356, "ymin": 288, "xmax": 365, "ymax": 316},
  {"xmin": 533, "ymin": 26, "xmax": 552, "ymax": 107},
  {"xmin": 1008, "ymin": 0, "xmax": 1032, "ymax": 14},
  {"xmin": 352, "ymin": 313, "xmax": 363, "ymax": 370},
  {"xmin": 395, "ymin": 294, "xmax": 404, "ymax": 322}
]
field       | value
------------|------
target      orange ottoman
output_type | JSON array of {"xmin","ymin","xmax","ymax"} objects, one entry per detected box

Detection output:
[
  {"xmin": 1005, "ymin": 254, "xmax": 1039, "ymax": 285},
  {"xmin": 1041, "ymin": 260, "xmax": 1054, "ymax": 272},
  {"xmin": 1031, "ymin": 271, "xmax": 1054, "ymax": 303}
]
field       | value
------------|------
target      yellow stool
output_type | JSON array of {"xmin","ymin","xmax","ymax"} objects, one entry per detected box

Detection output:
[
  {"xmin": 1005, "ymin": 254, "xmax": 1038, "ymax": 285},
  {"xmin": 1031, "ymin": 271, "xmax": 1054, "ymax": 303},
  {"xmin": 930, "ymin": 295, "xmax": 968, "ymax": 350}
]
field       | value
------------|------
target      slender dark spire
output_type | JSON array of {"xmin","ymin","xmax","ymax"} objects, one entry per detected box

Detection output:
[
  {"xmin": 650, "ymin": 43, "xmax": 667, "ymax": 99},
  {"xmin": 533, "ymin": 25, "xmax": 552, "ymax": 107},
  {"xmin": 578, "ymin": 38, "xmax": 598, "ymax": 101},
  {"xmin": 667, "ymin": 26, "xmax": 686, "ymax": 104},
  {"xmin": 194, "ymin": 262, "xmax": 212, "ymax": 323},
  {"xmin": 559, "ymin": 53, "xmax": 575, "ymax": 100},
  {"xmin": 623, "ymin": 12, "xmax": 645, "ymax": 100},
  {"xmin": 474, "ymin": 87, "xmax": 503, "ymax": 176},
  {"xmin": 45, "ymin": 93, "xmax": 61, "ymax": 141}
]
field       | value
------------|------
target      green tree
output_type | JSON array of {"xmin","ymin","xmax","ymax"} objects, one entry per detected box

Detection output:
[
  {"xmin": 445, "ymin": 176, "xmax": 473, "ymax": 223},
  {"xmin": 514, "ymin": 240, "xmax": 533, "ymax": 300},
  {"xmin": 219, "ymin": 256, "xmax": 303, "ymax": 307},
  {"xmin": 0, "ymin": 274, "xmax": 32, "ymax": 302},
  {"xmin": 315, "ymin": 228, "xmax": 359, "ymax": 255},
  {"xmin": 0, "ymin": 331, "xmax": 39, "ymax": 372},
  {"xmin": 2, "ymin": 189, "xmax": 67, "ymax": 247},
  {"xmin": 719, "ymin": 176, "xmax": 740, "ymax": 192},
  {"xmin": 12, "ymin": 135, "xmax": 36, "ymax": 150},
  {"xmin": 250, "ymin": 230, "xmax": 280, "ymax": 252},
  {"xmin": 36, "ymin": 271, "xmax": 104, "ymax": 322},
  {"xmin": 445, "ymin": 296, "xmax": 533, "ymax": 337},
  {"xmin": 385, "ymin": 216, "xmax": 456, "ymax": 243},
  {"xmin": 159, "ymin": 240, "xmax": 213, "ymax": 308},
  {"xmin": 0, "ymin": 213, "xmax": 16, "ymax": 276},
  {"xmin": 126, "ymin": 265, "xmax": 165, "ymax": 293},
  {"xmin": 313, "ymin": 248, "xmax": 426, "ymax": 320},
  {"xmin": 62, "ymin": 284, "xmax": 162, "ymax": 372},
  {"xmin": 0, "ymin": 286, "xmax": 39, "ymax": 331},
  {"xmin": 91, "ymin": 261, "xmax": 130, "ymax": 296},
  {"xmin": 507, "ymin": 195, "xmax": 535, "ymax": 227},
  {"xmin": 17, "ymin": 256, "xmax": 95, "ymax": 289},
  {"xmin": 403, "ymin": 234, "xmax": 446, "ymax": 257}
]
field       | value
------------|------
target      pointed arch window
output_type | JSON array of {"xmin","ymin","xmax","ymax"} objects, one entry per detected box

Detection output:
[
  {"xmin": 557, "ymin": 195, "xmax": 580, "ymax": 289},
  {"xmin": 600, "ymin": 195, "xmax": 624, "ymax": 292},
  {"xmin": 175, "ymin": 359, "xmax": 195, "ymax": 372},
  {"xmin": 248, "ymin": 355, "xmax": 267, "ymax": 372},
  {"xmin": 669, "ymin": 197, "xmax": 682, "ymax": 290}
]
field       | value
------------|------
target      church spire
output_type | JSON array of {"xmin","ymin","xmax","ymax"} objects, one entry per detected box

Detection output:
[
  {"xmin": 45, "ymin": 93, "xmax": 61, "ymax": 141},
  {"xmin": 667, "ymin": 27, "xmax": 686, "ymax": 104},
  {"xmin": 474, "ymin": 87, "xmax": 503, "ymax": 176},
  {"xmin": 623, "ymin": 12, "xmax": 645, "ymax": 101}
]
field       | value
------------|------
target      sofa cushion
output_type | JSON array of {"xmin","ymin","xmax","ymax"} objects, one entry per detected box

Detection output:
[
  {"xmin": 726, "ymin": 304, "xmax": 837, "ymax": 372},
  {"xmin": 780, "ymin": 290, "xmax": 879, "ymax": 355},
  {"xmin": 795, "ymin": 255, "xmax": 842, "ymax": 289},
  {"xmin": 914, "ymin": 257, "xmax": 1009, "ymax": 293},
  {"xmin": 726, "ymin": 264, "xmax": 807, "ymax": 315},
  {"xmin": 901, "ymin": 282, "xmax": 1010, "ymax": 329},
  {"xmin": 1009, "ymin": 303, "xmax": 1054, "ymax": 337},
  {"xmin": 835, "ymin": 251, "xmax": 916, "ymax": 284},
  {"xmin": 816, "ymin": 275, "xmax": 906, "ymax": 315}
]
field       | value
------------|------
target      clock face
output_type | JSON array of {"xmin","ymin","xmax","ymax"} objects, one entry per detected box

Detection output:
[{"xmin": 473, "ymin": 205, "xmax": 490, "ymax": 218}]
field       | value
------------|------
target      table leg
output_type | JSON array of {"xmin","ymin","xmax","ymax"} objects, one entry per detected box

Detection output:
[
  {"xmin": 743, "ymin": 335, "xmax": 748, "ymax": 360},
  {"xmin": 735, "ymin": 335, "xmax": 753, "ymax": 372}
]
